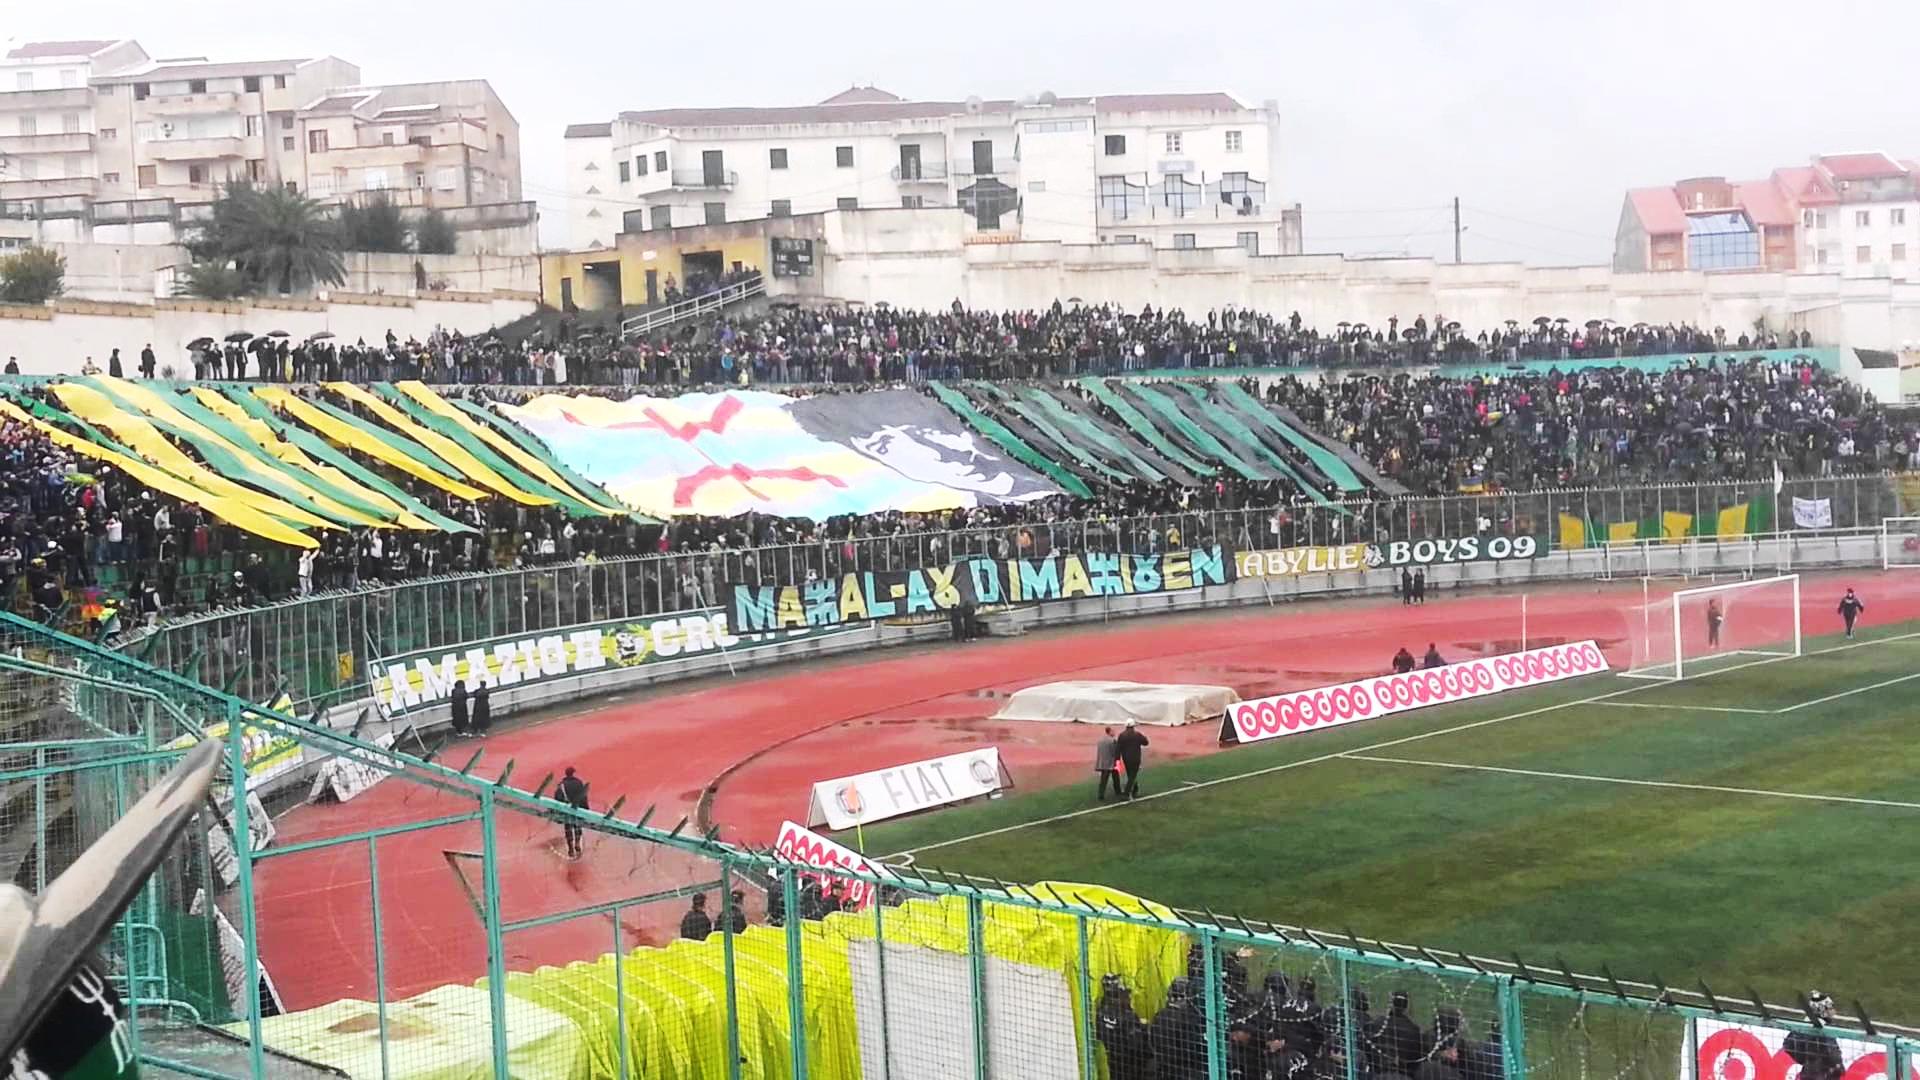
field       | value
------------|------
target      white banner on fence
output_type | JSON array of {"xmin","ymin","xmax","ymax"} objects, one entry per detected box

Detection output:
[
  {"xmin": 773, "ymin": 820, "xmax": 896, "ymax": 910},
  {"xmin": 306, "ymin": 731, "xmax": 400, "ymax": 805},
  {"xmin": 1685, "ymin": 1016, "xmax": 1915, "ymax": 1080},
  {"xmin": 1793, "ymin": 497, "xmax": 1834, "ymax": 529},
  {"xmin": 1224, "ymin": 641, "xmax": 1609, "ymax": 745},
  {"xmin": 805, "ymin": 747, "xmax": 1008, "ymax": 831}
]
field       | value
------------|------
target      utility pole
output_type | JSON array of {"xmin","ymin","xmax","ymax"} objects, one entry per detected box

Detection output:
[{"xmin": 1453, "ymin": 196, "xmax": 1463, "ymax": 263}]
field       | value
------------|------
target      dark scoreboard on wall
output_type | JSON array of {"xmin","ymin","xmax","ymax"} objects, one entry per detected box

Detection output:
[{"xmin": 770, "ymin": 237, "xmax": 815, "ymax": 277}]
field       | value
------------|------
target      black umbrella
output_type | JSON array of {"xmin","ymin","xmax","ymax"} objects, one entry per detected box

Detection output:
[
  {"xmin": 1401, "ymin": 328, "xmax": 1421, "ymax": 341},
  {"xmin": 247, "ymin": 338, "xmax": 269, "ymax": 354},
  {"xmin": 224, "ymin": 331, "xmax": 253, "ymax": 343},
  {"xmin": 1584, "ymin": 319, "xmax": 1605, "ymax": 330},
  {"xmin": 187, "ymin": 337, "xmax": 214, "ymax": 350},
  {"xmin": 265, "ymin": 330, "xmax": 291, "ymax": 338},
  {"xmin": 1532, "ymin": 316, "xmax": 1552, "ymax": 327},
  {"xmin": 308, "ymin": 331, "xmax": 335, "ymax": 341}
]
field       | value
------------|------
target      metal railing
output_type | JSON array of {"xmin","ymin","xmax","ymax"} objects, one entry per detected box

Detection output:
[
  {"xmin": 619, "ymin": 274, "xmax": 767, "ymax": 338},
  {"xmin": 112, "ymin": 473, "xmax": 1912, "ymax": 720}
]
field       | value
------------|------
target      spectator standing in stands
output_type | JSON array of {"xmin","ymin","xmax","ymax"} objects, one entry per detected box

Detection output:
[
  {"xmin": 471, "ymin": 683, "xmax": 492, "ymax": 735},
  {"xmin": 107, "ymin": 349, "xmax": 123, "ymax": 378},
  {"xmin": 1149, "ymin": 977, "xmax": 1207, "ymax": 1080},
  {"xmin": 1417, "ymin": 1037, "xmax": 1466, "ymax": 1080},
  {"xmin": 4, "ymin": 357, "xmax": 17, "ymax": 374},
  {"xmin": 555, "ymin": 765, "xmax": 589, "ymax": 858},
  {"xmin": 1392, "ymin": 647, "xmax": 1417, "ymax": 674},
  {"xmin": 723, "ymin": 889, "xmax": 748, "ymax": 935},
  {"xmin": 1116, "ymin": 720, "xmax": 1149, "ymax": 800},
  {"xmin": 1372, "ymin": 991, "xmax": 1425, "ymax": 1080},
  {"xmin": 297, "ymin": 547, "xmax": 315, "ymax": 597},
  {"xmin": 679, "ymin": 894, "xmax": 713, "ymax": 940},
  {"xmin": 139, "ymin": 344, "xmax": 155, "ymax": 378},
  {"xmin": 448, "ymin": 679, "xmax": 470, "ymax": 737},
  {"xmin": 1783, "ymin": 992, "xmax": 1844, "ymax": 1080},
  {"xmin": 1094, "ymin": 726, "xmax": 1122, "ymax": 801},
  {"xmin": 1837, "ymin": 588, "xmax": 1865, "ymax": 640},
  {"xmin": 1095, "ymin": 974, "xmax": 1155, "ymax": 1080}
]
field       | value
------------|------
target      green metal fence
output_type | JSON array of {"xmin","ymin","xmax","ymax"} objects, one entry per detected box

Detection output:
[
  {"xmin": 114, "ymin": 473, "xmax": 1913, "ymax": 720},
  {"xmin": 7, "ymin": 609, "xmax": 1917, "ymax": 1078}
]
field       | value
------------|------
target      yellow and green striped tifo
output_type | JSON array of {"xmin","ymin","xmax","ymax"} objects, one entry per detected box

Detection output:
[{"xmin": 1557, "ymin": 496, "xmax": 1772, "ymax": 550}]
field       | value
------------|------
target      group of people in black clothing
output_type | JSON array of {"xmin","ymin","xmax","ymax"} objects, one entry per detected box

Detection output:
[{"xmin": 1390, "ymin": 645, "xmax": 1448, "ymax": 674}]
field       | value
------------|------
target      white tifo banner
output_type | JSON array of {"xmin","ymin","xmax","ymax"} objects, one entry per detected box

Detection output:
[
  {"xmin": 1225, "ymin": 641, "xmax": 1609, "ymax": 744},
  {"xmin": 773, "ymin": 820, "xmax": 896, "ymax": 910},
  {"xmin": 307, "ymin": 731, "xmax": 401, "ymax": 804},
  {"xmin": 1793, "ymin": 497, "xmax": 1834, "ymax": 529},
  {"xmin": 1687, "ymin": 1017, "xmax": 1914, "ymax": 1080},
  {"xmin": 806, "ymin": 747, "xmax": 1008, "ymax": 831}
]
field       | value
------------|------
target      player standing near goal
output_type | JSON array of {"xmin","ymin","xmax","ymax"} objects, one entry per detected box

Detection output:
[
  {"xmin": 1837, "ymin": 588, "xmax": 1865, "ymax": 640},
  {"xmin": 1706, "ymin": 598, "xmax": 1724, "ymax": 650}
]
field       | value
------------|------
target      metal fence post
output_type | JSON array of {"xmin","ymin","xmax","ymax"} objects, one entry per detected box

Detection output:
[
  {"xmin": 968, "ymin": 893, "xmax": 989, "ymax": 1079},
  {"xmin": 721, "ymin": 861, "xmax": 742, "ymax": 1080},
  {"xmin": 1202, "ymin": 930, "xmax": 1225, "ymax": 1080},
  {"xmin": 1500, "ymin": 976, "xmax": 1527, "ymax": 1080},
  {"xmin": 368, "ymin": 838, "xmax": 391, "ymax": 1080},
  {"xmin": 783, "ymin": 867, "xmax": 808, "ymax": 1080},
  {"xmin": 873, "ymin": 874, "xmax": 893, "ymax": 1080},
  {"xmin": 227, "ymin": 701, "xmax": 266, "ymax": 1077},
  {"xmin": 613, "ymin": 903, "xmax": 630, "ymax": 1080},
  {"xmin": 1077, "ymin": 914, "xmax": 1095, "ymax": 1080},
  {"xmin": 479, "ymin": 786, "xmax": 510, "ymax": 1078},
  {"xmin": 1337, "ymin": 953, "xmax": 1358, "ymax": 1080}
]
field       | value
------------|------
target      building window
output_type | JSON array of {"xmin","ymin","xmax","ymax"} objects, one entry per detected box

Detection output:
[
  {"xmin": 436, "ymin": 167, "xmax": 459, "ymax": 190},
  {"xmin": 1815, "ymin": 211, "xmax": 1829, "ymax": 229},
  {"xmin": 1104, "ymin": 134, "xmax": 1126, "ymax": 156},
  {"xmin": 381, "ymin": 131, "xmax": 395, "ymax": 146},
  {"xmin": 1225, "ymin": 130, "xmax": 1243, "ymax": 152},
  {"xmin": 188, "ymin": 80, "xmax": 207, "ymax": 94},
  {"xmin": 1164, "ymin": 131, "xmax": 1182, "ymax": 154},
  {"xmin": 61, "ymin": 112, "xmax": 81, "ymax": 134},
  {"xmin": 1237, "ymin": 230, "xmax": 1259, "ymax": 254},
  {"xmin": 1857, "ymin": 210, "xmax": 1872, "ymax": 227},
  {"xmin": 1816, "ymin": 248, "xmax": 1829, "ymax": 265},
  {"xmin": 283, "ymin": 136, "xmax": 296, "ymax": 151},
  {"xmin": 245, "ymin": 116, "xmax": 260, "ymax": 137},
  {"xmin": 99, "ymin": 127, "xmax": 117, "ymax": 140},
  {"xmin": 280, "ymin": 114, "xmax": 294, "ymax": 130},
  {"xmin": 59, "ymin": 69, "xmax": 78, "ymax": 88},
  {"xmin": 14, "ymin": 73, "xmax": 30, "ymax": 91},
  {"xmin": 102, "ymin": 171, "xmax": 120, "ymax": 184},
  {"xmin": 17, "ymin": 117, "xmax": 34, "ymax": 137},
  {"xmin": 837, "ymin": 196, "xmax": 858, "ymax": 210},
  {"xmin": 651, "ymin": 205, "xmax": 671, "ymax": 231},
  {"xmin": 248, "ymin": 159, "xmax": 265, "ymax": 182},
  {"xmin": 1098, "ymin": 174, "xmax": 1143, "ymax": 220},
  {"xmin": 1895, "ymin": 209, "xmax": 1908, "ymax": 226},
  {"xmin": 275, "ymin": 75, "xmax": 288, "ymax": 89},
  {"xmin": 1113, "ymin": 234, "xmax": 1137, "ymax": 243},
  {"xmin": 1172, "ymin": 233, "xmax": 1197, "ymax": 250},
  {"xmin": 1160, "ymin": 174, "xmax": 1201, "ymax": 214},
  {"xmin": 308, "ymin": 129, "xmax": 329, "ymax": 153},
  {"xmin": 244, "ymin": 76, "xmax": 261, "ymax": 92},
  {"xmin": 1857, "ymin": 245, "xmax": 1872, "ymax": 264},
  {"xmin": 770, "ymin": 147, "xmax": 788, "ymax": 169},
  {"xmin": 133, "ymin": 82, "xmax": 150, "ymax": 100},
  {"xmin": 1220, "ymin": 171, "xmax": 1259, "ymax": 214},
  {"xmin": 1028, "ymin": 180, "xmax": 1046, "ymax": 193},
  {"xmin": 496, "ymin": 134, "xmax": 506, "ymax": 156},
  {"xmin": 903, "ymin": 195, "xmax": 927, "ymax": 208},
  {"xmin": 1895, "ymin": 243, "xmax": 1908, "ymax": 261},
  {"xmin": 836, "ymin": 146, "xmax": 854, "ymax": 168},
  {"xmin": 957, "ymin": 179, "xmax": 1016, "ymax": 229},
  {"xmin": 188, "ymin": 164, "xmax": 207, "ymax": 185},
  {"xmin": 653, "ymin": 150, "xmax": 666, "ymax": 171},
  {"xmin": 636, "ymin": 155, "xmax": 648, "ymax": 176},
  {"xmin": 771, "ymin": 199, "xmax": 792, "ymax": 217},
  {"xmin": 1802, "ymin": 209, "xmax": 1814, "ymax": 229},
  {"xmin": 618, "ymin": 160, "xmax": 630, "ymax": 182},
  {"xmin": 704, "ymin": 201, "xmax": 726, "ymax": 225}
]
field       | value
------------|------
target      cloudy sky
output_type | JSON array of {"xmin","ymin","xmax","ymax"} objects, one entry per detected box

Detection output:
[{"xmin": 15, "ymin": 0, "xmax": 1916, "ymax": 259}]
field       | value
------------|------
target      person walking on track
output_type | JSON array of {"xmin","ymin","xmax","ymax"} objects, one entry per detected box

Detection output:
[
  {"xmin": 1094, "ymin": 727, "xmax": 1122, "ymax": 801},
  {"xmin": 556, "ymin": 766, "xmax": 590, "ymax": 859},
  {"xmin": 1116, "ymin": 720, "xmax": 1150, "ymax": 800},
  {"xmin": 1838, "ymin": 588, "xmax": 1865, "ymax": 640}
]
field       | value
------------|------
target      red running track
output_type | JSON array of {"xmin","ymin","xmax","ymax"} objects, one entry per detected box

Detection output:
[{"xmin": 253, "ymin": 570, "xmax": 1920, "ymax": 1010}]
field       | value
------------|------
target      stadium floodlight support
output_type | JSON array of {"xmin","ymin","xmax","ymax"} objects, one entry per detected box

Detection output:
[
  {"xmin": 1881, "ymin": 517, "xmax": 1920, "ymax": 569},
  {"xmin": 1623, "ymin": 573, "xmax": 1801, "ymax": 681}
]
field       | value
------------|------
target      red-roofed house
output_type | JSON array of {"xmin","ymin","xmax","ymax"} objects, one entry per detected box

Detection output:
[
  {"xmin": 1617, "ymin": 151, "xmax": 1920, "ymax": 278},
  {"xmin": 563, "ymin": 87, "xmax": 1301, "ymax": 259}
]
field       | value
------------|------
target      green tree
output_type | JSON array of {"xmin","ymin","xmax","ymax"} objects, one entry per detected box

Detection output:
[
  {"xmin": 233, "ymin": 185, "xmax": 345, "ymax": 294},
  {"xmin": 176, "ymin": 260, "xmax": 254, "ymax": 300},
  {"xmin": 413, "ymin": 209, "xmax": 457, "ymax": 255},
  {"xmin": 338, "ymin": 192, "xmax": 410, "ymax": 253},
  {"xmin": 0, "ymin": 245, "xmax": 66, "ymax": 303}
]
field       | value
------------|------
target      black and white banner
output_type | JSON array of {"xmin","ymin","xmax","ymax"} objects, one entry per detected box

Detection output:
[{"xmin": 805, "ymin": 748, "xmax": 1008, "ymax": 831}]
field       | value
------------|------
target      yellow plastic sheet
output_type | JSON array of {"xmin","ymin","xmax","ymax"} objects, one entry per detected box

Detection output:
[
  {"xmin": 49, "ymin": 383, "xmax": 333, "ymax": 531},
  {"xmin": 232, "ymin": 984, "xmax": 584, "ymax": 1079},
  {"xmin": 392, "ymin": 380, "xmax": 626, "ymax": 515},
  {"xmin": 0, "ymin": 399, "xmax": 316, "ymax": 548},
  {"xmin": 255, "ymin": 386, "xmax": 490, "ymax": 502},
  {"xmin": 325, "ymin": 382, "xmax": 552, "ymax": 507}
]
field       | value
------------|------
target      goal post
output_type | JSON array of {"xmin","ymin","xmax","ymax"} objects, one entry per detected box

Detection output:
[
  {"xmin": 1624, "ymin": 574, "xmax": 1802, "ymax": 681},
  {"xmin": 1882, "ymin": 517, "xmax": 1920, "ymax": 569}
]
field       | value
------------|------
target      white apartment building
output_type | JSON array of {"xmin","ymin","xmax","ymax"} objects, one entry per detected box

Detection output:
[
  {"xmin": 1779, "ymin": 153, "xmax": 1920, "ymax": 279},
  {"xmin": 0, "ymin": 39, "xmax": 149, "ymax": 200},
  {"xmin": 563, "ymin": 87, "xmax": 1300, "ymax": 256},
  {"xmin": 295, "ymin": 80, "xmax": 520, "ymax": 209}
]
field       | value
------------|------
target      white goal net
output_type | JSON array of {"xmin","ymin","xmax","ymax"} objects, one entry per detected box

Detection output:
[
  {"xmin": 1883, "ymin": 517, "xmax": 1920, "ymax": 568},
  {"xmin": 1624, "ymin": 574, "xmax": 1802, "ymax": 681}
]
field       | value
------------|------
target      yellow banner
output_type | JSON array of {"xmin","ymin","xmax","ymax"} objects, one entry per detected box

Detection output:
[
  {"xmin": 1662, "ymin": 511, "xmax": 1693, "ymax": 543},
  {"xmin": 1557, "ymin": 514, "xmax": 1586, "ymax": 550},
  {"xmin": 392, "ymin": 381, "xmax": 625, "ymax": 515},
  {"xmin": 1716, "ymin": 503, "xmax": 1749, "ymax": 537},
  {"xmin": 325, "ymin": 382, "xmax": 552, "ymax": 507},
  {"xmin": 1608, "ymin": 521, "xmax": 1639, "ymax": 543},
  {"xmin": 256, "ymin": 387, "xmax": 489, "ymax": 501},
  {"xmin": 1234, "ymin": 544, "xmax": 1371, "ymax": 578}
]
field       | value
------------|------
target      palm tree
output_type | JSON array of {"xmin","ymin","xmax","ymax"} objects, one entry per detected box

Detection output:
[
  {"xmin": 339, "ymin": 192, "xmax": 410, "ymax": 253},
  {"xmin": 231, "ymin": 185, "xmax": 346, "ymax": 295}
]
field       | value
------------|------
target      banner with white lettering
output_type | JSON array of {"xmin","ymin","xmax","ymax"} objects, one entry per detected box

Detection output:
[
  {"xmin": 1792, "ymin": 497, "xmax": 1833, "ymax": 529},
  {"xmin": 1236, "ymin": 535, "xmax": 1540, "ymax": 580},
  {"xmin": 773, "ymin": 820, "xmax": 896, "ymax": 910},
  {"xmin": 806, "ymin": 747, "xmax": 1009, "ymax": 831},
  {"xmin": 1685, "ymin": 1017, "xmax": 1914, "ymax": 1080},
  {"xmin": 371, "ymin": 607, "xmax": 847, "ymax": 716},
  {"xmin": 1222, "ymin": 641, "xmax": 1608, "ymax": 745},
  {"xmin": 1235, "ymin": 544, "xmax": 1371, "ymax": 579}
]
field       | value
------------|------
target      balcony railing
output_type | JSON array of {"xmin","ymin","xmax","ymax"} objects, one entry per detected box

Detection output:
[
  {"xmin": 890, "ymin": 161, "xmax": 950, "ymax": 182},
  {"xmin": 0, "ymin": 177, "xmax": 98, "ymax": 201},
  {"xmin": 144, "ymin": 136, "xmax": 246, "ymax": 161},
  {"xmin": 951, "ymin": 156, "xmax": 1018, "ymax": 177},
  {"xmin": 1096, "ymin": 199, "xmax": 1269, "ymax": 226},
  {"xmin": 0, "ymin": 131, "xmax": 94, "ymax": 155},
  {"xmin": 669, "ymin": 168, "xmax": 738, "ymax": 188},
  {"xmin": 0, "ymin": 86, "xmax": 91, "ymax": 111},
  {"xmin": 146, "ymin": 91, "xmax": 242, "ymax": 116}
]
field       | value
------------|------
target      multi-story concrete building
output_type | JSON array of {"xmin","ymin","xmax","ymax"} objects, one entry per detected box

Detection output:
[
  {"xmin": 0, "ymin": 39, "xmax": 149, "ymax": 200},
  {"xmin": 563, "ymin": 87, "xmax": 1301, "ymax": 255},
  {"xmin": 295, "ymin": 80, "xmax": 520, "ymax": 208},
  {"xmin": 1616, "ymin": 152, "xmax": 1920, "ymax": 280}
]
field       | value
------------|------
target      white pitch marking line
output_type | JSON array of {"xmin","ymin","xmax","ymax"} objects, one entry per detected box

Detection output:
[
  {"xmin": 885, "ymin": 629, "xmax": 1920, "ymax": 858},
  {"xmin": 1342, "ymin": 754, "xmax": 1920, "ymax": 812},
  {"xmin": 1593, "ymin": 702, "xmax": 1774, "ymax": 715},
  {"xmin": 1779, "ymin": 670, "xmax": 1920, "ymax": 712}
]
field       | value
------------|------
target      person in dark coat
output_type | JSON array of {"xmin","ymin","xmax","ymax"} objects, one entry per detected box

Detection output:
[
  {"xmin": 449, "ymin": 679, "xmax": 470, "ymax": 736},
  {"xmin": 139, "ymin": 344, "xmax": 156, "ymax": 378},
  {"xmin": 1415, "ymin": 1037, "xmax": 1464, "ymax": 1080},
  {"xmin": 723, "ymin": 889, "xmax": 748, "ymax": 934},
  {"xmin": 1149, "ymin": 977, "xmax": 1207, "ymax": 1080},
  {"xmin": 1462, "ymin": 1020, "xmax": 1505, "ymax": 1080},
  {"xmin": 1096, "ymin": 974, "xmax": 1155, "ymax": 1080},
  {"xmin": 1095, "ymin": 727, "xmax": 1122, "ymax": 801},
  {"xmin": 555, "ymin": 765, "xmax": 589, "ymax": 858},
  {"xmin": 1412, "ymin": 569, "xmax": 1427, "ymax": 604},
  {"xmin": 108, "ymin": 348, "xmax": 123, "ymax": 377},
  {"xmin": 1116, "ymin": 720, "xmax": 1150, "ymax": 799},
  {"xmin": 679, "ymin": 894, "xmax": 713, "ymax": 940},
  {"xmin": 1392, "ymin": 647, "xmax": 1417, "ymax": 674},
  {"xmin": 470, "ymin": 683, "xmax": 492, "ymax": 734},
  {"xmin": 1422, "ymin": 644, "xmax": 1445, "ymax": 668},
  {"xmin": 1782, "ymin": 993, "xmax": 1844, "ymax": 1080},
  {"xmin": 1370, "ymin": 991, "xmax": 1425, "ymax": 1080},
  {"xmin": 1837, "ymin": 588, "xmax": 1865, "ymax": 639},
  {"xmin": 1400, "ymin": 568, "xmax": 1414, "ymax": 606}
]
